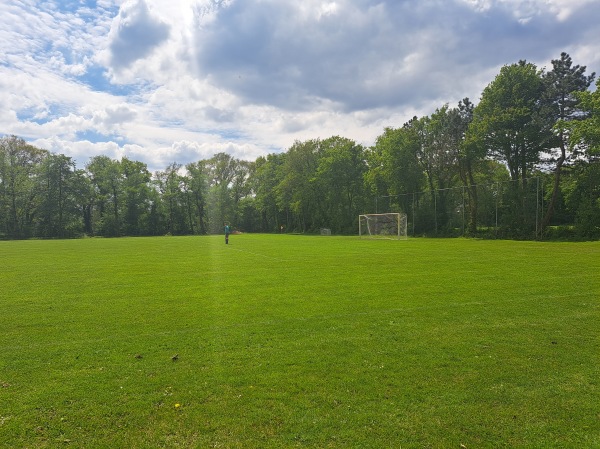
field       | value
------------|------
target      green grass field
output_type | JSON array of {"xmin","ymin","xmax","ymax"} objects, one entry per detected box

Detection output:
[{"xmin": 1, "ymin": 235, "xmax": 599, "ymax": 448}]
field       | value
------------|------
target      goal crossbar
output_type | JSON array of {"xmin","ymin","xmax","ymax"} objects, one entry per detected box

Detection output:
[{"xmin": 359, "ymin": 213, "xmax": 407, "ymax": 240}]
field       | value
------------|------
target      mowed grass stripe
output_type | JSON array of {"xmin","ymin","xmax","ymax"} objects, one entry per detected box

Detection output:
[{"xmin": 1, "ymin": 235, "xmax": 599, "ymax": 448}]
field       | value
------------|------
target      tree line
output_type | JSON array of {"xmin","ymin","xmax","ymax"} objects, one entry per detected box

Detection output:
[{"xmin": 1, "ymin": 53, "xmax": 599, "ymax": 240}]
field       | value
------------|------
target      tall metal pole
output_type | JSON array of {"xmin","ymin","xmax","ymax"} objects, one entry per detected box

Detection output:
[
  {"xmin": 535, "ymin": 177, "xmax": 539, "ymax": 238},
  {"xmin": 496, "ymin": 182, "xmax": 499, "ymax": 236},
  {"xmin": 462, "ymin": 185, "xmax": 465, "ymax": 236},
  {"xmin": 412, "ymin": 193, "xmax": 415, "ymax": 236},
  {"xmin": 434, "ymin": 191, "xmax": 438, "ymax": 235}
]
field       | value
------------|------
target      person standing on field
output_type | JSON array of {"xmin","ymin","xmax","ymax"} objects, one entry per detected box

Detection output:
[{"xmin": 224, "ymin": 223, "xmax": 230, "ymax": 244}]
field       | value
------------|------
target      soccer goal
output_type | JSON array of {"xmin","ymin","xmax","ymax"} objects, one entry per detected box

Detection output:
[
  {"xmin": 320, "ymin": 228, "xmax": 332, "ymax": 236},
  {"xmin": 359, "ymin": 213, "xmax": 408, "ymax": 240}
]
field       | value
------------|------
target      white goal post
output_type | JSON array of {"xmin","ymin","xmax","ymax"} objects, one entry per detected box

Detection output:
[
  {"xmin": 320, "ymin": 228, "xmax": 332, "ymax": 236},
  {"xmin": 359, "ymin": 213, "xmax": 408, "ymax": 240}
]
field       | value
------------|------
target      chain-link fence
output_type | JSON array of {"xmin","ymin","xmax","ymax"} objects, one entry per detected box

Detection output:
[{"xmin": 376, "ymin": 178, "xmax": 544, "ymax": 239}]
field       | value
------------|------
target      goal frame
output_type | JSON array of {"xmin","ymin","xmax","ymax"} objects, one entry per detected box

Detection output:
[{"xmin": 359, "ymin": 213, "xmax": 408, "ymax": 240}]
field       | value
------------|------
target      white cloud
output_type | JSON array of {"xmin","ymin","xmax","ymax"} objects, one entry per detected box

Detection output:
[
  {"xmin": 458, "ymin": 0, "xmax": 599, "ymax": 21},
  {"xmin": 105, "ymin": 0, "xmax": 170, "ymax": 70},
  {"xmin": 92, "ymin": 104, "xmax": 138, "ymax": 128},
  {"xmin": 33, "ymin": 136, "xmax": 123, "ymax": 166},
  {"xmin": 1, "ymin": 0, "xmax": 599, "ymax": 172}
]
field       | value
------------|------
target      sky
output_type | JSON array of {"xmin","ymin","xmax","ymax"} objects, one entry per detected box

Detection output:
[{"xmin": 1, "ymin": 0, "xmax": 599, "ymax": 173}]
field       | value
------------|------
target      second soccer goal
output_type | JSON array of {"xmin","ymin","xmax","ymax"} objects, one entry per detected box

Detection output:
[{"xmin": 359, "ymin": 213, "xmax": 408, "ymax": 240}]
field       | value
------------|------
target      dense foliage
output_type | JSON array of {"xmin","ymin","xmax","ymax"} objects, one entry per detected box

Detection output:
[{"xmin": 1, "ymin": 53, "xmax": 598, "ymax": 240}]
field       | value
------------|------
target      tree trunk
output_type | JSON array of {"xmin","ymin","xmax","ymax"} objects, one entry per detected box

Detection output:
[{"xmin": 541, "ymin": 143, "xmax": 566, "ymax": 231}]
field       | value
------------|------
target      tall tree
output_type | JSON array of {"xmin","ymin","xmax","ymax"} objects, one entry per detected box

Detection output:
[
  {"xmin": 205, "ymin": 153, "xmax": 237, "ymax": 232},
  {"xmin": 155, "ymin": 162, "xmax": 189, "ymax": 235},
  {"xmin": 185, "ymin": 161, "xmax": 210, "ymax": 234},
  {"xmin": 277, "ymin": 139, "xmax": 322, "ymax": 232},
  {"xmin": 452, "ymin": 98, "xmax": 481, "ymax": 234},
  {"xmin": 250, "ymin": 153, "xmax": 286, "ymax": 232},
  {"xmin": 567, "ymin": 78, "xmax": 600, "ymax": 156},
  {"xmin": 418, "ymin": 108, "xmax": 457, "ymax": 192},
  {"xmin": 367, "ymin": 123, "xmax": 424, "ymax": 214},
  {"xmin": 564, "ymin": 77, "xmax": 600, "ymax": 238},
  {"xmin": 70, "ymin": 168, "xmax": 95, "ymax": 236},
  {"xmin": 231, "ymin": 159, "xmax": 252, "ymax": 227},
  {"xmin": 540, "ymin": 52, "xmax": 595, "ymax": 229},
  {"xmin": 37, "ymin": 152, "xmax": 79, "ymax": 238},
  {"xmin": 86, "ymin": 155, "xmax": 123, "ymax": 236},
  {"xmin": 121, "ymin": 157, "xmax": 152, "ymax": 236},
  {"xmin": 468, "ymin": 61, "xmax": 553, "ymax": 236},
  {"xmin": 315, "ymin": 136, "xmax": 367, "ymax": 233},
  {"xmin": 470, "ymin": 61, "xmax": 550, "ymax": 186},
  {"xmin": 0, "ymin": 136, "xmax": 45, "ymax": 238},
  {"xmin": 417, "ymin": 106, "xmax": 465, "ymax": 231}
]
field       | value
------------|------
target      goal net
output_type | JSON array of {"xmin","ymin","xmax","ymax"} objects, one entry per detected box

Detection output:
[
  {"xmin": 359, "ymin": 213, "xmax": 408, "ymax": 240},
  {"xmin": 320, "ymin": 228, "xmax": 332, "ymax": 236}
]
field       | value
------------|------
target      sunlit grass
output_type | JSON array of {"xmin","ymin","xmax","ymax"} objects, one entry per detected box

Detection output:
[{"xmin": 1, "ymin": 235, "xmax": 599, "ymax": 447}]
